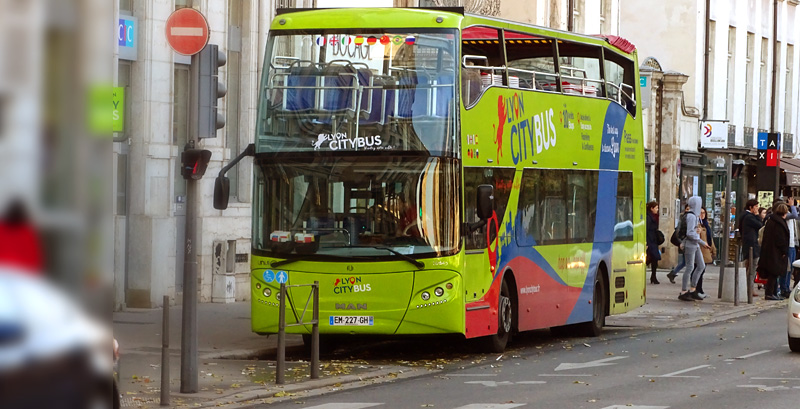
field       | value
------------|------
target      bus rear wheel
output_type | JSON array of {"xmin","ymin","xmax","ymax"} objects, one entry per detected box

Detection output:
[
  {"xmin": 480, "ymin": 279, "xmax": 513, "ymax": 353},
  {"xmin": 575, "ymin": 276, "xmax": 606, "ymax": 337}
]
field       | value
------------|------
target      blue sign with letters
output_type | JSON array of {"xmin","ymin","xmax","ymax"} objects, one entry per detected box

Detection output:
[
  {"xmin": 117, "ymin": 15, "xmax": 138, "ymax": 61},
  {"xmin": 757, "ymin": 132, "xmax": 768, "ymax": 150}
]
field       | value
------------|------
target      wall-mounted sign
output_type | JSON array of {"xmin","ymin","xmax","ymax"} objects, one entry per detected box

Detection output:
[
  {"xmin": 113, "ymin": 87, "xmax": 124, "ymax": 132},
  {"xmin": 118, "ymin": 15, "xmax": 138, "ymax": 61},
  {"xmin": 700, "ymin": 121, "xmax": 727, "ymax": 149}
]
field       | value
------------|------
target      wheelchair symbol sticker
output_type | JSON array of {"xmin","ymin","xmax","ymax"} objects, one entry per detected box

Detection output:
[{"xmin": 263, "ymin": 270, "xmax": 275, "ymax": 283}]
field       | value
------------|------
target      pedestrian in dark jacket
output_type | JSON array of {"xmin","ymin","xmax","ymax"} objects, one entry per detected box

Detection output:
[
  {"xmin": 757, "ymin": 203, "xmax": 790, "ymax": 300},
  {"xmin": 646, "ymin": 201, "xmax": 662, "ymax": 284},
  {"xmin": 739, "ymin": 199, "xmax": 762, "ymax": 272}
]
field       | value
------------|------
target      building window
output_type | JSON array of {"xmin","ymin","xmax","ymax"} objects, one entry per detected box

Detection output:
[
  {"xmin": 175, "ymin": 0, "xmax": 192, "ymax": 9},
  {"xmin": 600, "ymin": 0, "xmax": 612, "ymax": 34},
  {"xmin": 726, "ymin": 26, "xmax": 736, "ymax": 122},
  {"xmin": 173, "ymin": 65, "xmax": 191, "ymax": 199},
  {"xmin": 745, "ymin": 33, "xmax": 754, "ymax": 128},
  {"xmin": 119, "ymin": 0, "xmax": 132, "ymax": 12},
  {"xmin": 759, "ymin": 37, "xmax": 769, "ymax": 129},
  {"xmin": 277, "ymin": 0, "xmax": 294, "ymax": 9},
  {"xmin": 572, "ymin": 0, "xmax": 585, "ymax": 33},
  {"xmin": 785, "ymin": 44, "xmax": 793, "ymax": 136}
]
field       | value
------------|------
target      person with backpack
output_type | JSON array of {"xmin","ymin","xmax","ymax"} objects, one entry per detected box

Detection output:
[
  {"xmin": 758, "ymin": 203, "xmax": 791, "ymax": 300},
  {"xmin": 678, "ymin": 196, "xmax": 711, "ymax": 301},
  {"xmin": 695, "ymin": 207, "xmax": 716, "ymax": 298},
  {"xmin": 666, "ymin": 204, "xmax": 691, "ymax": 284},
  {"xmin": 739, "ymin": 199, "xmax": 763, "ymax": 291},
  {"xmin": 646, "ymin": 201, "xmax": 664, "ymax": 284}
]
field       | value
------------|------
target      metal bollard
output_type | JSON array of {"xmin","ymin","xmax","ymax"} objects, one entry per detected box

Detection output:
[
  {"xmin": 747, "ymin": 248, "xmax": 754, "ymax": 304},
  {"xmin": 277, "ymin": 283, "xmax": 286, "ymax": 385},
  {"xmin": 311, "ymin": 281, "xmax": 320, "ymax": 379},
  {"xmin": 160, "ymin": 295, "xmax": 170, "ymax": 406},
  {"xmin": 733, "ymin": 245, "xmax": 740, "ymax": 306}
]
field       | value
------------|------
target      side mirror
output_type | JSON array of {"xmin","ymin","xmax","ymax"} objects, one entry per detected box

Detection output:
[
  {"xmin": 476, "ymin": 184, "xmax": 494, "ymax": 220},
  {"xmin": 213, "ymin": 176, "xmax": 230, "ymax": 210}
]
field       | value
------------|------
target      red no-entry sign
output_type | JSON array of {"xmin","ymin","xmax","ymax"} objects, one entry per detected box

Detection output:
[{"xmin": 165, "ymin": 8, "xmax": 209, "ymax": 56}]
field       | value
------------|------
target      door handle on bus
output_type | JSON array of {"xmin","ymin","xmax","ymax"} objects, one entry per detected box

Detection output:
[{"xmin": 627, "ymin": 260, "xmax": 643, "ymax": 265}]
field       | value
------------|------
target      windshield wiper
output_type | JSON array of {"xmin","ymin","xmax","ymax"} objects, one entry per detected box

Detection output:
[
  {"xmin": 363, "ymin": 246, "xmax": 425, "ymax": 269},
  {"xmin": 269, "ymin": 253, "xmax": 365, "ymax": 269}
]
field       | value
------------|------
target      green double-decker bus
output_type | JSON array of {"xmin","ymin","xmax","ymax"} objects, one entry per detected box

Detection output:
[{"xmin": 215, "ymin": 7, "xmax": 646, "ymax": 352}]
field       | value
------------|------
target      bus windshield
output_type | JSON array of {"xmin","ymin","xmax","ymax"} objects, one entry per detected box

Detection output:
[
  {"xmin": 257, "ymin": 29, "xmax": 458, "ymax": 156},
  {"xmin": 252, "ymin": 156, "xmax": 460, "ymax": 260}
]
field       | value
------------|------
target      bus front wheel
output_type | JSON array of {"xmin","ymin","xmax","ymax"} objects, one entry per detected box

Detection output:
[{"xmin": 480, "ymin": 279, "xmax": 513, "ymax": 353}]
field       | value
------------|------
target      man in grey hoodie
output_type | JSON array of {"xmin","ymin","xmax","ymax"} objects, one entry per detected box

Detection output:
[{"xmin": 680, "ymin": 196, "xmax": 712, "ymax": 301}]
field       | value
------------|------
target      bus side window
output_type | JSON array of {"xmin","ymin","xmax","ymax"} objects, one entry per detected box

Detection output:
[
  {"xmin": 604, "ymin": 52, "xmax": 637, "ymax": 116},
  {"xmin": 461, "ymin": 26, "xmax": 505, "ymax": 108},
  {"xmin": 464, "ymin": 167, "xmax": 514, "ymax": 250},
  {"xmin": 504, "ymin": 31, "xmax": 557, "ymax": 91},
  {"xmin": 614, "ymin": 172, "xmax": 634, "ymax": 242},
  {"xmin": 555, "ymin": 41, "xmax": 604, "ymax": 98}
]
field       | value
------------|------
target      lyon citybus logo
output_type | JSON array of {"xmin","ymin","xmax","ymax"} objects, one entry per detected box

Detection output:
[
  {"xmin": 333, "ymin": 276, "xmax": 371, "ymax": 294},
  {"xmin": 493, "ymin": 93, "xmax": 558, "ymax": 165}
]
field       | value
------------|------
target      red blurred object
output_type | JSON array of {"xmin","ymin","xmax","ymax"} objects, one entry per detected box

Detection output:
[
  {"xmin": 0, "ymin": 200, "xmax": 43, "ymax": 274},
  {"xmin": 754, "ymin": 271, "xmax": 768, "ymax": 285}
]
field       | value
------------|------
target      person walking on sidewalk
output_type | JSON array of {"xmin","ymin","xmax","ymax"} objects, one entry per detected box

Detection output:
[
  {"xmin": 695, "ymin": 207, "xmax": 716, "ymax": 298},
  {"xmin": 780, "ymin": 197, "xmax": 799, "ymax": 298},
  {"xmin": 679, "ymin": 196, "xmax": 711, "ymax": 301},
  {"xmin": 739, "ymin": 199, "xmax": 762, "ymax": 289},
  {"xmin": 758, "ymin": 203, "xmax": 790, "ymax": 300},
  {"xmin": 667, "ymin": 204, "xmax": 691, "ymax": 284},
  {"xmin": 646, "ymin": 201, "xmax": 663, "ymax": 284}
]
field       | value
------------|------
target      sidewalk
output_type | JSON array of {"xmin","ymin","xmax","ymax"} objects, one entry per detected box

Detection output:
[{"xmin": 114, "ymin": 267, "xmax": 786, "ymax": 408}]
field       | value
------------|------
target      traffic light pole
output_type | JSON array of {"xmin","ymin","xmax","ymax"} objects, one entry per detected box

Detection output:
[{"xmin": 180, "ymin": 52, "xmax": 201, "ymax": 394}]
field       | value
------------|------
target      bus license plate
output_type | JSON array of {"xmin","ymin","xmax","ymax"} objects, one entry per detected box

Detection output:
[{"xmin": 329, "ymin": 316, "xmax": 374, "ymax": 326}]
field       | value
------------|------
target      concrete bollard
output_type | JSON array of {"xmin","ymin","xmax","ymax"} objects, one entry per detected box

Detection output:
[{"xmin": 722, "ymin": 250, "xmax": 748, "ymax": 302}]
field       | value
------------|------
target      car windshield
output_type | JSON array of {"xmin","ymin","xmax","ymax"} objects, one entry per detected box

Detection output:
[
  {"xmin": 257, "ymin": 29, "xmax": 458, "ymax": 156},
  {"xmin": 252, "ymin": 156, "xmax": 460, "ymax": 259}
]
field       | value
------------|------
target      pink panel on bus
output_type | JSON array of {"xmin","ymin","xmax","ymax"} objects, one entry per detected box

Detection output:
[{"xmin": 505, "ymin": 256, "xmax": 581, "ymax": 331}]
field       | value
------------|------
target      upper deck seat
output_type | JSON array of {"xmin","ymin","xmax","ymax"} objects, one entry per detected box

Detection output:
[
  {"xmin": 434, "ymin": 72, "xmax": 455, "ymax": 118},
  {"xmin": 284, "ymin": 62, "xmax": 319, "ymax": 113}
]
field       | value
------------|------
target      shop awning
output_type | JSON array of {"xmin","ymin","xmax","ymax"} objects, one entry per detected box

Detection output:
[{"xmin": 781, "ymin": 158, "xmax": 800, "ymax": 186}]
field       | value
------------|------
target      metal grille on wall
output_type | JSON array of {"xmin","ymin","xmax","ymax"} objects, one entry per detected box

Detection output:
[
  {"xmin": 744, "ymin": 127, "xmax": 754, "ymax": 148},
  {"xmin": 785, "ymin": 133, "xmax": 794, "ymax": 153},
  {"xmin": 727, "ymin": 124, "xmax": 736, "ymax": 147}
]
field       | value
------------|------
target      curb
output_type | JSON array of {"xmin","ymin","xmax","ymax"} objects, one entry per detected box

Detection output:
[{"xmin": 188, "ymin": 365, "xmax": 432, "ymax": 409}]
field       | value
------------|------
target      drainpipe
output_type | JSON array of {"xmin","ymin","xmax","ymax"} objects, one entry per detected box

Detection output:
[
  {"xmin": 567, "ymin": 0, "xmax": 574, "ymax": 32},
  {"xmin": 771, "ymin": 0, "xmax": 779, "ymax": 196},
  {"xmin": 702, "ymin": 0, "xmax": 711, "ymax": 120}
]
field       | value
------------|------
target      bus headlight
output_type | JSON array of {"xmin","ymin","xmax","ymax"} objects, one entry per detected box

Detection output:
[
  {"xmin": 421, "ymin": 291, "xmax": 430, "ymax": 301},
  {"xmin": 263, "ymin": 288, "xmax": 272, "ymax": 298},
  {"xmin": 434, "ymin": 287, "xmax": 444, "ymax": 297}
]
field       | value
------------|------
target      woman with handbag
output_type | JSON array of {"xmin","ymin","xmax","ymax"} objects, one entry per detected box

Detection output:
[
  {"xmin": 695, "ymin": 207, "xmax": 716, "ymax": 297},
  {"xmin": 646, "ymin": 201, "xmax": 663, "ymax": 284}
]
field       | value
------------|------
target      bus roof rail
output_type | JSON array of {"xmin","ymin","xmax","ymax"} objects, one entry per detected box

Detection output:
[{"xmin": 276, "ymin": 6, "xmax": 464, "ymax": 16}]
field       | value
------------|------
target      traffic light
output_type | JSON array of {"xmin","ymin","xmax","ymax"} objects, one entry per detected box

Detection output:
[
  {"xmin": 197, "ymin": 44, "xmax": 227, "ymax": 138},
  {"xmin": 181, "ymin": 148, "xmax": 212, "ymax": 180}
]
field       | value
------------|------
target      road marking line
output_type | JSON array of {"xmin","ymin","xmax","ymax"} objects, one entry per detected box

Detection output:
[
  {"xmin": 455, "ymin": 405, "xmax": 526, "ymax": 409},
  {"xmin": 539, "ymin": 374, "xmax": 595, "ymax": 377},
  {"xmin": 465, "ymin": 380, "xmax": 546, "ymax": 387},
  {"xmin": 751, "ymin": 377, "xmax": 800, "ymax": 381},
  {"xmin": 600, "ymin": 406, "xmax": 668, "ymax": 409},
  {"xmin": 301, "ymin": 404, "xmax": 383, "ymax": 409},
  {"xmin": 643, "ymin": 364, "xmax": 710, "ymax": 378},
  {"xmin": 170, "ymin": 27, "xmax": 205, "ymax": 37},
  {"xmin": 734, "ymin": 350, "xmax": 771, "ymax": 359},
  {"xmin": 555, "ymin": 356, "xmax": 628, "ymax": 371},
  {"xmin": 448, "ymin": 373, "xmax": 498, "ymax": 377}
]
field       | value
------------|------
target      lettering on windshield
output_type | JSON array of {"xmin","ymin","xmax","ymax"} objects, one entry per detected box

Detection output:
[{"xmin": 312, "ymin": 132, "xmax": 387, "ymax": 151}]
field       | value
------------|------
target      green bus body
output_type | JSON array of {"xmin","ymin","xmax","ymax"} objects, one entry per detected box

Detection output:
[{"xmin": 249, "ymin": 8, "xmax": 646, "ymax": 349}]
